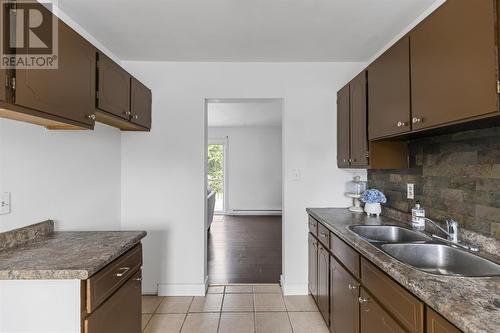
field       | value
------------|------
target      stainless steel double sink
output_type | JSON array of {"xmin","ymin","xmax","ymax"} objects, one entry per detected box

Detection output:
[{"xmin": 347, "ymin": 225, "xmax": 500, "ymax": 277}]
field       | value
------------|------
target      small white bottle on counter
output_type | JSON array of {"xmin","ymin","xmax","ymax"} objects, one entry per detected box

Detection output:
[{"xmin": 411, "ymin": 201, "xmax": 426, "ymax": 231}]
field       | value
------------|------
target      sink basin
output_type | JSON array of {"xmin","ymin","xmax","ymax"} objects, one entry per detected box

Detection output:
[
  {"xmin": 347, "ymin": 225, "xmax": 431, "ymax": 243},
  {"xmin": 381, "ymin": 243, "xmax": 500, "ymax": 277}
]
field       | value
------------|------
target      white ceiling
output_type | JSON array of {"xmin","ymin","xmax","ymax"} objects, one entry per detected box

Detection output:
[
  {"xmin": 57, "ymin": 0, "xmax": 437, "ymax": 62},
  {"xmin": 208, "ymin": 100, "xmax": 282, "ymax": 127}
]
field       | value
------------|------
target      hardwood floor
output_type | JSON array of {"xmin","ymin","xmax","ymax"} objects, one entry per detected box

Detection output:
[{"xmin": 208, "ymin": 215, "xmax": 282, "ymax": 284}]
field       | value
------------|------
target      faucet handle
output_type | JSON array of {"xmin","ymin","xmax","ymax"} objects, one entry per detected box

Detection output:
[{"xmin": 445, "ymin": 218, "xmax": 459, "ymax": 243}]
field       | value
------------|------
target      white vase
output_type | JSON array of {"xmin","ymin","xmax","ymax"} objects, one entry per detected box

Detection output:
[{"xmin": 364, "ymin": 203, "xmax": 381, "ymax": 217}]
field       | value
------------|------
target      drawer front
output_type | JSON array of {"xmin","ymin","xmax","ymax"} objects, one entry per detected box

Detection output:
[
  {"xmin": 84, "ymin": 270, "xmax": 142, "ymax": 333},
  {"xmin": 308, "ymin": 216, "xmax": 318, "ymax": 236},
  {"xmin": 361, "ymin": 258, "xmax": 424, "ymax": 333},
  {"xmin": 318, "ymin": 223, "xmax": 330, "ymax": 248},
  {"xmin": 330, "ymin": 232, "xmax": 360, "ymax": 279},
  {"xmin": 86, "ymin": 244, "xmax": 142, "ymax": 313}
]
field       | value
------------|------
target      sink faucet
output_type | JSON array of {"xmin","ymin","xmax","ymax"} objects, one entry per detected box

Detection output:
[{"xmin": 422, "ymin": 217, "xmax": 458, "ymax": 243}]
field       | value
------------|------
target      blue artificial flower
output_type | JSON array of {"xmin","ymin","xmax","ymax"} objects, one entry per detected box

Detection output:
[{"xmin": 360, "ymin": 189, "xmax": 387, "ymax": 204}]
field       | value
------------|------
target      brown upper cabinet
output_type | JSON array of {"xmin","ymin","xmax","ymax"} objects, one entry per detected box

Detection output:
[
  {"xmin": 131, "ymin": 77, "xmax": 152, "ymax": 129},
  {"xmin": 410, "ymin": 0, "xmax": 498, "ymax": 130},
  {"xmin": 337, "ymin": 84, "xmax": 350, "ymax": 168},
  {"xmin": 96, "ymin": 53, "xmax": 130, "ymax": 120},
  {"xmin": 368, "ymin": 36, "xmax": 411, "ymax": 140},
  {"xmin": 337, "ymin": 72, "xmax": 369, "ymax": 168},
  {"xmin": 95, "ymin": 52, "xmax": 152, "ymax": 131},
  {"xmin": 337, "ymin": 70, "xmax": 408, "ymax": 169},
  {"xmin": 14, "ymin": 18, "xmax": 96, "ymax": 129},
  {"xmin": 0, "ymin": 2, "xmax": 152, "ymax": 131},
  {"xmin": 349, "ymin": 72, "xmax": 369, "ymax": 167}
]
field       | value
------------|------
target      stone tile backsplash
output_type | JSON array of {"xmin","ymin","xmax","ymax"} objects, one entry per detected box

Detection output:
[{"xmin": 368, "ymin": 126, "xmax": 500, "ymax": 239}]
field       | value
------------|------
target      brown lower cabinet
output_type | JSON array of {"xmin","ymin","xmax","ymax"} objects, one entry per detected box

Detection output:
[
  {"xmin": 426, "ymin": 308, "xmax": 462, "ymax": 333},
  {"xmin": 307, "ymin": 216, "xmax": 463, "ymax": 333},
  {"xmin": 317, "ymin": 242, "xmax": 330, "ymax": 324},
  {"xmin": 308, "ymin": 233, "xmax": 318, "ymax": 301},
  {"xmin": 83, "ymin": 244, "xmax": 143, "ymax": 333},
  {"xmin": 359, "ymin": 288, "xmax": 405, "ymax": 333},
  {"xmin": 330, "ymin": 256, "xmax": 359, "ymax": 333}
]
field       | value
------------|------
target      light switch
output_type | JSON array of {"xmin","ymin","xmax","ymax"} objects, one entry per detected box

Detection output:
[
  {"xmin": 291, "ymin": 169, "xmax": 301, "ymax": 181},
  {"xmin": 0, "ymin": 192, "xmax": 11, "ymax": 215}
]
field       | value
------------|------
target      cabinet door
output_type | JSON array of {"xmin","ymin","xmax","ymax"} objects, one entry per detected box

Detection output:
[
  {"xmin": 368, "ymin": 36, "xmax": 411, "ymax": 139},
  {"xmin": 0, "ymin": 69, "xmax": 5, "ymax": 102},
  {"xmin": 317, "ymin": 243, "xmax": 330, "ymax": 324},
  {"xmin": 360, "ymin": 288, "xmax": 405, "ymax": 333},
  {"xmin": 84, "ymin": 270, "xmax": 142, "ymax": 333},
  {"xmin": 15, "ymin": 17, "xmax": 95, "ymax": 126},
  {"xmin": 427, "ymin": 308, "xmax": 461, "ymax": 333},
  {"xmin": 308, "ymin": 233, "xmax": 318, "ymax": 301},
  {"xmin": 131, "ymin": 77, "xmax": 152, "ymax": 129},
  {"xmin": 329, "ymin": 256, "xmax": 359, "ymax": 333},
  {"xmin": 411, "ymin": 0, "xmax": 497, "ymax": 130},
  {"xmin": 337, "ymin": 84, "xmax": 350, "ymax": 168},
  {"xmin": 349, "ymin": 71, "xmax": 368, "ymax": 167},
  {"xmin": 97, "ymin": 52, "xmax": 130, "ymax": 120}
]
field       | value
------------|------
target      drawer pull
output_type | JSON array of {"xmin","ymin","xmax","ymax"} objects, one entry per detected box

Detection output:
[
  {"xmin": 133, "ymin": 277, "xmax": 142, "ymax": 281},
  {"xmin": 114, "ymin": 267, "xmax": 130, "ymax": 277},
  {"xmin": 348, "ymin": 284, "xmax": 357, "ymax": 290},
  {"xmin": 320, "ymin": 232, "xmax": 328, "ymax": 238}
]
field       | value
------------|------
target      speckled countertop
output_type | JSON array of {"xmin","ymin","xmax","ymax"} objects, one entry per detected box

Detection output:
[
  {"xmin": 0, "ymin": 221, "xmax": 146, "ymax": 280},
  {"xmin": 307, "ymin": 208, "xmax": 500, "ymax": 333}
]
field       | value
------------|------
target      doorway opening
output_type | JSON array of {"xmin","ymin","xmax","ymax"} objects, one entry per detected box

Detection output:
[{"xmin": 205, "ymin": 98, "xmax": 283, "ymax": 284}]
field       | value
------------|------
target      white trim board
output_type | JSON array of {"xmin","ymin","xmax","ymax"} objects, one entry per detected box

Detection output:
[
  {"xmin": 226, "ymin": 210, "xmax": 282, "ymax": 216},
  {"xmin": 158, "ymin": 276, "xmax": 208, "ymax": 296}
]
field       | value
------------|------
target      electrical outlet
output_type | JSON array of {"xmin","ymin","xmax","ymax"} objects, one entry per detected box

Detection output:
[
  {"xmin": 0, "ymin": 192, "xmax": 11, "ymax": 215},
  {"xmin": 407, "ymin": 184, "xmax": 415, "ymax": 200}
]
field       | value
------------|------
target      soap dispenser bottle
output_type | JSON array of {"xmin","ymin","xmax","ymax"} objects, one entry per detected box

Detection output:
[{"xmin": 411, "ymin": 201, "xmax": 426, "ymax": 231}]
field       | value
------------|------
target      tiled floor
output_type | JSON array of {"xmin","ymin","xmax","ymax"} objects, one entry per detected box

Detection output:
[{"xmin": 142, "ymin": 284, "xmax": 329, "ymax": 333}]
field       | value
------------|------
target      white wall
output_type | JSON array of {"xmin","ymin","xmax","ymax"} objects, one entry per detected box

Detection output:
[
  {"xmin": 0, "ymin": 120, "xmax": 122, "ymax": 232},
  {"xmin": 121, "ymin": 62, "xmax": 367, "ymax": 295},
  {"xmin": 209, "ymin": 125, "xmax": 282, "ymax": 213}
]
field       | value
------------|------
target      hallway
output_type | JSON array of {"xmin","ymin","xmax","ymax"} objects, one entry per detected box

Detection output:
[{"xmin": 208, "ymin": 215, "xmax": 282, "ymax": 284}]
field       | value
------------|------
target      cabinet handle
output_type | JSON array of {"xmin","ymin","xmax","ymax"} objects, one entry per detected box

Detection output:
[
  {"xmin": 124, "ymin": 111, "xmax": 132, "ymax": 116},
  {"xmin": 358, "ymin": 296, "xmax": 369, "ymax": 304},
  {"xmin": 412, "ymin": 117, "xmax": 423, "ymax": 124},
  {"xmin": 343, "ymin": 158, "xmax": 347, "ymax": 163},
  {"xmin": 134, "ymin": 115, "xmax": 139, "ymax": 120},
  {"xmin": 87, "ymin": 114, "xmax": 96, "ymax": 120},
  {"xmin": 396, "ymin": 121, "xmax": 408, "ymax": 127},
  {"xmin": 320, "ymin": 232, "xmax": 328, "ymax": 238},
  {"xmin": 133, "ymin": 277, "xmax": 142, "ymax": 281},
  {"xmin": 348, "ymin": 284, "xmax": 357, "ymax": 290},
  {"xmin": 114, "ymin": 267, "xmax": 130, "ymax": 277}
]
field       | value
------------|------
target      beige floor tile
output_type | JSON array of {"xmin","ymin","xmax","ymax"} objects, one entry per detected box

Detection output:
[
  {"xmin": 284, "ymin": 295, "xmax": 319, "ymax": 312},
  {"xmin": 288, "ymin": 312, "xmax": 330, "ymax": 333},
  {"xmin": 180, "ymin": 313, "xmax": 219, "ymax": 333},
  {"xmin": 156, "ymin": 296, "xmax": 193, "ymax": 314},
  {"xmin": 254, "ymin": 294, "xmax": 286, "ymax": 311},
  {"xmin": 222, "ymin": 293, "xmax": 254, "ymax": 312},
  {"xmin": 143, "ymin": 314, "xmax": 185, "ymax": 333},
  {"xmin": 142, "ymin": 296, "xmax": 164, "ymax": 314},
  {"xmin": 255, "ymin": 312, "xmax": 293, "ymax": 333},
  {"xmin": 253, "ymin": 284, "xmax": 282, "ymax": 294},
  {"xmin": 225, "ymin": 285, "xmax": 253, "ymax": 293},
  {"xmin": 207, "ymin": 286, "xmax": 225, "ymax": 294},
  {"xmin": 189, "ymin": 294, "xmax": 223, "ymax": 312},
  {"xmin": 218, "ymin": 312, "xmax": 254, "ymax": 333},
  {"xmin": 142, "ymin": 314, "xmax": 152, "ymax": 331}
]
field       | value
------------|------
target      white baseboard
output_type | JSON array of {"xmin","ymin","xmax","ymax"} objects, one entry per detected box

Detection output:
[
  {"xmin": 158, "ymin": 276, "xmax": 208, "ymax": 296},
  {"xmin": 281, "ymin": 282, "xmax": 308, "ymax": 295},
  {"xmin": 226, "ymin": 210, "xmax": 282, "ymax": 216}
]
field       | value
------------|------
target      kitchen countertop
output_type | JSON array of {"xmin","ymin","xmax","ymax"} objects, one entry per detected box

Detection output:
[
  {"xmin": 307, "ymin": 208, "xmax": 500, "ymax": 333},
  {"xmin": 0, "ymin": 221, "xmax": 146, "ymax": 280}
]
